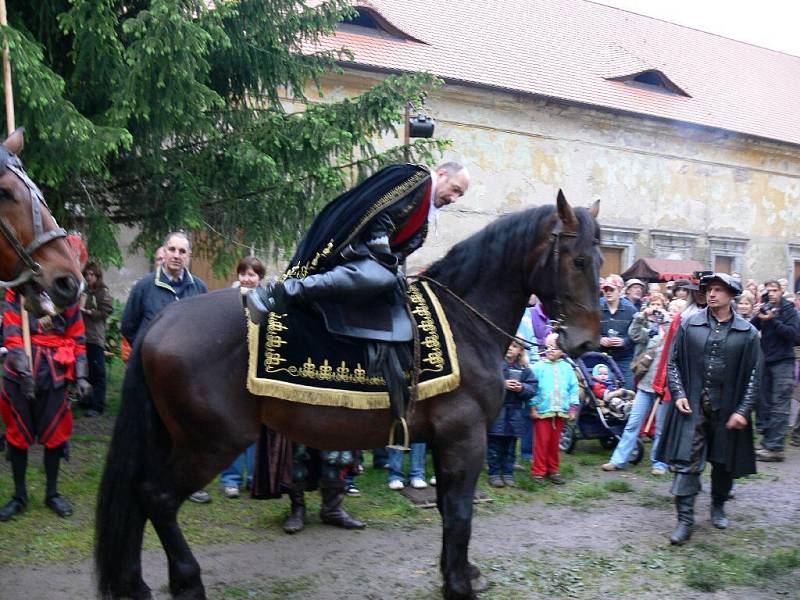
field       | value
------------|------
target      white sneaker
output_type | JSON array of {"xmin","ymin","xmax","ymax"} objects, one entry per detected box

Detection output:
[
  {"xmin": 188, "ymin": 490, "xmax": 211, "ymax": 504},
  {"xmin": 223, "ymin": 486, "xmax": 240, "ymax": 498},
  {"xmin": 429, "ymin": 476, "xmax": 437, "ymax": 486},
  {"xmin": 410, "ymin": 478, "xmax": 428, "ymax": 489},
  {"xmin": 388, "ymin": 480, "xmax": 405, "ymax": 490}
]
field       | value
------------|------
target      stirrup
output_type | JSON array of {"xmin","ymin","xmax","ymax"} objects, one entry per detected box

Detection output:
[{"xmin": 386, "ymin": 418, "xmax": 410, "ymax": 451}]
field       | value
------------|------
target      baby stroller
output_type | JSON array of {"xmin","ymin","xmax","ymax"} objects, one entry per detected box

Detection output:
[{"xmin": 559, "ymin": 352, "xmax": 643, "ymax": 463}]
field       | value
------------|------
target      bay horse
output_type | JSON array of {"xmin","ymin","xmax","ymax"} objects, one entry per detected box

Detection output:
[
  {"xmin": 0, "ymin": 128, "xmax": 83, "ymax": 314},
  {"xmin": 95, "ymin": 191, "xmax": 602, "ymax": 600}
]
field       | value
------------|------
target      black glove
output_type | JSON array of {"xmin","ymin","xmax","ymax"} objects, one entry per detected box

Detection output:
[
  {"xmin": 8, "ymin": 352, "xmax": 35, "ymax": 400},
  {"xmin": 76, "ymin": 377, "xmax": 93, "ymax": 400}
]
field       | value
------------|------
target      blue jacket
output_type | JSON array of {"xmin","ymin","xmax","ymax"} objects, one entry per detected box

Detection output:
[
  {"xmin": 488, "ymin": 362, "xmax": 536, "ymax": 437},
  {"xmin": 121, "ymin": 266, "xmax": 208, "ymax": 344},
  {"xmin": 599, "ymin": 297, "xmax": 637, "ymax": 361},
  {"xmin": 529, "ymin": 358, "xmax": 580, "ymax": 417}
]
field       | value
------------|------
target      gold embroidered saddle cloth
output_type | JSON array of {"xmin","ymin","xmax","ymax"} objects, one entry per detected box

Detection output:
[{"xmin": 247, "ymin": 281, "xmax": 460, "ymax": 408}]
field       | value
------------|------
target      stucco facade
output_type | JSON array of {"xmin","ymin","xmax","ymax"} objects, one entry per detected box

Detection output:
[{"xmin": 321, "ymin": 70, "xmax": 800, "ymax": 283}]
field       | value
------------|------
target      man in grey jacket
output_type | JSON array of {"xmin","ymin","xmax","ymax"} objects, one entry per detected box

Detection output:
[{"xmin": 659, "ymin": 273, "xmax": 762, "ymax": 545}]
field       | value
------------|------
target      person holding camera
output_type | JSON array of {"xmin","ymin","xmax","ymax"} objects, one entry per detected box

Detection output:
[
  {"xmin": 602, "ymin": 292, "xmax": 671, "ymax": 474},
  {"xmin": 751, "ymin": 279, "xmax": 800, "ymax": 462}
]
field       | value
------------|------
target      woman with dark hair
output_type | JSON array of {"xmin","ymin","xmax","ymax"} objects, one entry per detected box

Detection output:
[{"xmin": 81, "ymin": 261, "xmax": 114, "ymax": 417}]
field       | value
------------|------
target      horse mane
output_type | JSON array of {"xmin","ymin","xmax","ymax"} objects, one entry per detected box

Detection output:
[{"xmin": 425, "ymin": 204, "xmax": 599, "ymax": 295}]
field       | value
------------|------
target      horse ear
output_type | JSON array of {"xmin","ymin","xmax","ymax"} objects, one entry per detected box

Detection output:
[
  {"xmin": 589, "ymin": 198, "xmax": 600, "ymax": 219},
  {"xmin": 2, "ymin": 127, "xmax": 24, "ymax": 155},
  {"xmin": 556, "ymin": 189, "xmax": 578, "ymax": 228}
]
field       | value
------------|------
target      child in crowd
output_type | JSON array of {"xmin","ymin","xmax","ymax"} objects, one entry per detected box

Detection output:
[
  {"xmin": 667, "ymin": 298, "xmax": 686, "ymax": 317},
  {"xmin": 487, "ymin": 341, "xmax": 536, "ymax": 488},
  {"xmin": 589, "ymin": 364, "xmax": 634, "ymax": 420},
  {"xmin": 529, "ymin": 334, "xmax": 580, "ymax": 485}
]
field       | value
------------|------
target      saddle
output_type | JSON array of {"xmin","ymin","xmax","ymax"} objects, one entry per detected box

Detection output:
[{"xmin": 247, "ymin": 281, "xmax": 460, "ymax": 449}]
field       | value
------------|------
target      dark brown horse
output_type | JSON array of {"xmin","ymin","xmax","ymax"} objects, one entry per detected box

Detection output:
[
  {"xmin": 0, "ymin": 129, "xmax": 83, "ymax": 313},
  {"xmin": 95, "ymin": 191, "xmax": 602, "ymax": 600}
]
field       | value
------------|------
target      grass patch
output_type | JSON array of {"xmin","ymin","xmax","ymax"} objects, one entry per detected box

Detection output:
[
  {"xmin": 603, "ymin": 480, "xmax": 633, "ymax": 493},
  {"xmin": 685, "ymin": 561, "xmax": 726, "ymax": 592},
  {"xmin": 753, "ymin": 547, "xmax": 800, "ymax": 578}
]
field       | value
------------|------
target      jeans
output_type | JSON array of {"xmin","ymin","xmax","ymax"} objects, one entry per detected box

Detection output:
[
  {"xmin": 220, "ymin": 443, "xmax": 256, "ymax": 488},
  {"xmin": 614, "ymin": 356, "xmax": 634, "ymax": 391},
  {"xmin": 761, "ymin": 359, "xmax": 795, "ymax": 451},
  {"xmin": 86, "ymin": 343, "xmax": 107, "ymax": 413},
  {"xmin": 387, "ymin": 443, "xmax": 426, "ymax": 483},
  {"xmin": 519, "ymin": 416, "xmax": 533, "ymax": 460},
  {"xmin": 610, "ymin": 388, "xmax": 668, "ymax": 470},
  {"xmin": 487, "ymin": 435, "xmax": 517, "ymax": 476}
]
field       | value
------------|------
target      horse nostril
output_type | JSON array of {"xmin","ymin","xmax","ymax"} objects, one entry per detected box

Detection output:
[{"xmin": 52, "ymin": 274, "xmax": 80, "ymax": 303}]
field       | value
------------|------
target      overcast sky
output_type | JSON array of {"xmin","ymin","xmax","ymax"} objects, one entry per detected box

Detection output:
[{"xmin": 595, "ymin": 0, "xmax": 800, "ymax": 57}]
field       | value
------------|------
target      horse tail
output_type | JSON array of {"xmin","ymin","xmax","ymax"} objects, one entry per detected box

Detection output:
[{"xmin": 95, "ymin": 337, "xmax": 162, "ymax": 598}]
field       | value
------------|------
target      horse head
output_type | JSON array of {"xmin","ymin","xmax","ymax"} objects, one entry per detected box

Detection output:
[
  {"xmin": 530, "ymin": 190, "xmax": 602, "ymax": 357},
  {"xmin": 0, "ymin": 129, "xmax": 83, "ymax": 316}
]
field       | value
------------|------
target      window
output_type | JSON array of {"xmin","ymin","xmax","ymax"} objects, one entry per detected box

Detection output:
[
  {"xmin": 599, "ymin": 226, "xmax": 640, "ymax": 276},
  {"xmin": 345, "ymin": 9, "xmax": 382, "ymax": 30},
  {"xmin": 600, "ymin": 247, "xmax": 623, "ymax": 277},
  {"xmin": 607, "ymin": 69, "xmax": 690, "ymax": 97},
  {"xmin": 714, "ymin": 255, "xmax": 733, "ymax": 274},
  {"xmin": 709, "ymin": 236, "xmax": 747, "ymax": 276}
]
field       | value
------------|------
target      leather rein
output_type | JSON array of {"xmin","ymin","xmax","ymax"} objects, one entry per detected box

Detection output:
[
  {"xmin": 0, "ymin": 159, "xmax": 67, "ymax": 288},
  {"xmin": 411, "ymin": 220, "xmax": 592, "ymax": 349}
]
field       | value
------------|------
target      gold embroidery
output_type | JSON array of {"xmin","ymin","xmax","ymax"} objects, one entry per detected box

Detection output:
[{"xmin": 408, "ymin": 283, "xmax": 445, "ymax": 374}]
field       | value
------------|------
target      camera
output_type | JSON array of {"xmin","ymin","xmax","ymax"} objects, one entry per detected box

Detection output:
[
  {"xmin": 652, "ymin": 309, "xmax": 665, "ymax": 323},
  {"xmin": 760, "ymin": 291, "xmax": 774, "ymax": 315}
]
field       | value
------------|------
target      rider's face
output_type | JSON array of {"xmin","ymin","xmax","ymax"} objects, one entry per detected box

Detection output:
[{"xmin": 434, "ymin": 168, "xmax": 470, "ymax": 208}]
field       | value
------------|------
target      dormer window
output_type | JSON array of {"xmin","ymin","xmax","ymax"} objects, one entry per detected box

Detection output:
[
  {"xmin": 337, "ymin": 6, "xmax": 425, "ymax": 43},
  {"xmin": 345, "ymin": 9, "xmax": 382, "ymax": 30},
  {"xmin": 608, "ymin": 69, "xmax": 690, "ymax": 97}
]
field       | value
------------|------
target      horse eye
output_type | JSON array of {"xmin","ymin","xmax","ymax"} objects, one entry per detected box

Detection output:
[{"xmin": 573, "ymin": 256, "xmax": 586, "ymax": 270}]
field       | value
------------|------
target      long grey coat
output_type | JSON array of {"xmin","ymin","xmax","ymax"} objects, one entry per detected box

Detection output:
[{"xmin": 657, "ymin": 308, "xmax": 762, "ymax": 477}]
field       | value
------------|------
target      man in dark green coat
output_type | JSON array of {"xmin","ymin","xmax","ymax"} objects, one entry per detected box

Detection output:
[{"xmin": 659, "ymin": 273, "xmax": 762, "ymax": 545}]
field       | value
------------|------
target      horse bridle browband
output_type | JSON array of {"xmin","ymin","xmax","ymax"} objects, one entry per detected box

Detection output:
[{"xmin": 0, "ymin": 158, "xmax": 68, "ymax": 287}]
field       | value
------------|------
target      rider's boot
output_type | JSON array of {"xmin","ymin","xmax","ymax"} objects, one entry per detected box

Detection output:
[
  {"xmin": 319, "ymin": 482, "xmax": 365, "ymax": 530},
  {"xmin": 282, "ymin": 486, "xmax": 306, "ymax": 534}
]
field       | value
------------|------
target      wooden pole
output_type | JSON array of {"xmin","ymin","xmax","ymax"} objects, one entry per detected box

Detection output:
[
  {"xmin": 0, "ymin": 1, "xmax": 33, "ymax": 362},
  {"xmin": 644, "ymin": 396, "xmax": 661, "ymax": 434}
]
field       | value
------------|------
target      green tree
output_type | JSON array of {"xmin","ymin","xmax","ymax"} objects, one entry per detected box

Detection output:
[{"xmin": 3, "ymin": 1, "xmax": 446, "ymax": 268}]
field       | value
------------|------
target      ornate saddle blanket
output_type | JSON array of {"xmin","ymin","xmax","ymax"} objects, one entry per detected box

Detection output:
[{"xmin": 247, "ymin": 281, "xmax": 460, "ymax": 409}]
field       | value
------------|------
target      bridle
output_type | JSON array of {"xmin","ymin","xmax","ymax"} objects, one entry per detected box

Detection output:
[
  {"xmin": 0, "ymin": 156, "xmax": 68, "ymax": 288},
  {"xmin": 535, "ymin": 218, "xmax": 599, "ymax": 333},
  {"xmin": 413, "ymin": 216, "xmax": 598, "ymax": 347}
]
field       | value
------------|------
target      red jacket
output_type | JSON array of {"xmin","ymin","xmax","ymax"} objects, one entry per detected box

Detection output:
[{"xmin": 3, "ymin": 289, "xmax": 86, "ymax": 388}]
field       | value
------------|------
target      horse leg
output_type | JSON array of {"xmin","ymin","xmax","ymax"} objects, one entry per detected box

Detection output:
[
  {"xmin": 141, "ymin": 478, "xmax": 205, "ymax": 600},
  {"xmin": 432, "ymin": 426, "xmax": 485, "ymax": 600}
]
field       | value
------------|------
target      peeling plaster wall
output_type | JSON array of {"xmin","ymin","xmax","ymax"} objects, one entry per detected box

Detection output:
[{"xmin": 321, "ymin": 70, "xmax": 800, "ymax": 282}]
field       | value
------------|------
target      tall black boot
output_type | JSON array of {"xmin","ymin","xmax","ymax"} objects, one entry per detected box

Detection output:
[
  {"xmin": 670, "ymin": 494, "xmax": 695, "ymax": 545},
  {"xmin": 710, "ymin": 465, "xmax": 733, "ymax": 529},
  {"xmin": 319, "ymin": 484, "xmax": 365, "ymax": 530},
  {"xmin": 44, "ymin": 445, "xmax": 73, "ymax": 518},
  {"xmin": 0, "ymin": 444, "xmax": 28, "ymax": 522},
  {"xmin": 282, "ymin": 487, "xmax": 306, "ymax": 534}
]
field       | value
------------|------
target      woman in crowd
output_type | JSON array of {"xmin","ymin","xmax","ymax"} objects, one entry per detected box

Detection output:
[
  {"xmin": 81, "ymin": 261, "xmax": 114, "ymax": 417},
  {"xmin": 221, "ymin": 256, "xmax": 266, "ymax": 498},
  {"xmin": 736, "ymin": 290, "xmax": 756, "ymax": 319},
  {"xmin": 603, "ymin": 292, "xmax": 671, "ymax": 474},
  {"xmin": 487, "ymin": 341, "xmax": 536, "ymax": 488}
]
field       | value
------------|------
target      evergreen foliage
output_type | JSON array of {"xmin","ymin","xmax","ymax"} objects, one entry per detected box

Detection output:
[{"xmin": 3, "ymin": 1, "xmax": 446, "ymax": 268}]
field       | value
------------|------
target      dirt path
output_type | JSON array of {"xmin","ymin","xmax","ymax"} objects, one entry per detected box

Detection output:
[{"xmin": 2, "ymin": 444, "xmax": 799, "ymax": 600}]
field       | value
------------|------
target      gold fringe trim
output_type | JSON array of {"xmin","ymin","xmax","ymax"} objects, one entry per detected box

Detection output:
[{"xmin": 246, "ymin": 280, "xmax": 460, "ymax": 409}]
